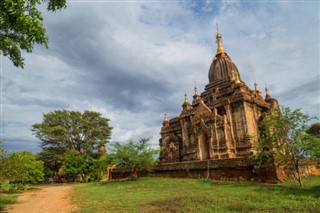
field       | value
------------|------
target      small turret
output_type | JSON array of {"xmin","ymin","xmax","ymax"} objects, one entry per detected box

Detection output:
[
  {"xmin": 163, "ymin": 113, "xmax": 169, "ymax": 127},
  {"xmin": 194, "ymin": 85, "xmax": 198, "ymax": 96},
  {"xmin": 184, "ymin": 92, "xmax": 189, "ymax": 103},
  {"xmin": 182, "ymin": 92, "xmax": 191, "ymax": 111},
  {"xmin": 254, "ymin": 82, "xmax": 261, "ymax": 96},
  {"xmin": 265, "ymin": 84, "xmax": 271, "ymax": 101},
  {"xmin": 192, "ymin": 86, "xmax": 201, "ymax": 106}
]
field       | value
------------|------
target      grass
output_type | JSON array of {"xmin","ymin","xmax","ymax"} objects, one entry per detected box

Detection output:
[
  {"xmin": 72, "ymin": 176, "xmax": 320, "ymax": 213},
  {"xmin": 0, "ymin": 193, "xmax": 19, "ymax": 211},
  {"xmin": 0, "ymin": 185, "xmax": 41, "ymax": 211}
]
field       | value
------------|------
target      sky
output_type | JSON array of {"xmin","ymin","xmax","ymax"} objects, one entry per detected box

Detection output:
[{"xmin": 1, "ymin": 1, "xmax": 319, "ymax": 153}]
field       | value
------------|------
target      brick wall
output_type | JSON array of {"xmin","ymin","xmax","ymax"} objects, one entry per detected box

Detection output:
[{"xmin": 110, "ymin": 157, "xmax": 320, "ymax": 182}]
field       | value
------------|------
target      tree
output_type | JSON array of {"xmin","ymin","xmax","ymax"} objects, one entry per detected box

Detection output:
[
  {"xmin": 32, "ymin": 110, "xmax": 112, "ymax": 157},
  {"xmin": 0, "ymin": 0, "xmax": 66, "ymax": 68},
  {"xmin": 107, "ymin": 138, "xmax": 159, "ymax": 180},
  {"xmin": 252, "ymin": 107, "xmax": 319, "ymax": 187},
  {"xmin": 32, "ymin": 110, "xmax": 112, "ymax": 180},
  {"xmin": 306, "ymin": 123, "xmax": 320, "ymax": 160},
  {"xmin": 0, "ymin": 151, "xmax": 44, "ymax": 184}
]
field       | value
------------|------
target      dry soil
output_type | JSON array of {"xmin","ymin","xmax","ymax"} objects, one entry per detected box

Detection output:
[{"xmin": 4, "ymin": 185, "xmax": 78, "ymax": 213}]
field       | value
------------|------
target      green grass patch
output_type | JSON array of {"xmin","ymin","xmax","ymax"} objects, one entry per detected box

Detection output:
[
  {"xmin": 72, "ymin": 176, "xmax": 320, "ymax": 213},
  {"xmin": 0, "ymin": 193, "xmax": 19, "ymax": 211}
]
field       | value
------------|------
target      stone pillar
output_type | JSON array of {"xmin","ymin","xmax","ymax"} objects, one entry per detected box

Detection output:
[
  {"xmin": 208, "ymin": 127, "xmax": 214, "ymax": 158},
  {"xmin": 224, "ymin": 103, "xmax": 236, "ymax": 154},
  {"xmin": 223, "ymin": 115, "xmax": 235, "ymax": 158},
  {"xmin": 213, "ymin": 108, "xmax": 220, "ymax": 159},
  {"xmin": 194, "ymin": 128, "xmax": 201, "ymax": 160}
]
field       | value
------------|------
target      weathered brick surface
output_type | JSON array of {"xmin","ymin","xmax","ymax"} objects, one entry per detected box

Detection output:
[{"xmin": 110, "ymin": 157, "xmax": 320, "ymax": 182}]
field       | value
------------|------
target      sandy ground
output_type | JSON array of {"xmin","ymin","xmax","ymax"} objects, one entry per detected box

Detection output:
[{"xmin": 4, "ymin": 185, "xmax": 79, "ymax": 213}]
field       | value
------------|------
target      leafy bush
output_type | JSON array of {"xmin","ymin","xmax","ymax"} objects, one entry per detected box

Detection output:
[
  {"xmin": 0, "ymin": 183, "xmax": 29, "ymax": 192},
  {"xmin": 0, "ymin": 183, "xmax": 11, "ymax": 192},
  {"xmin": 107, "ymin": 138, "xmax": 159, "ymax": 179},
  {"xmin": 1, "ymin": 151, "xmax": 44, "ymax": 184}
]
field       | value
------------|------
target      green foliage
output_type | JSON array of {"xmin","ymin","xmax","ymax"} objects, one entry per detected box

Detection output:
[
  {"xmin": 72, "ymin": 176, "xmax": 320, "ymax": 213},
  {"xmin": 252, "ymin": 107, "xmax": 319, "ymax": 187},
  {"xmin": 0, "ymin": 141, "xmax": 7, "ymax": 162},
  {"xmin": 306, "ymin": 123, "xmax": 320, "ymax": 138},
  {"xmin": 32, "ymin": 110, "xmax": 112, "ymax": 157},
  {"xmin": 32, "ymin": 110, "xmax": 112, "ymax": 181},
  {"xmin": 88, "ymin": 155, "xmax": 108, "ymax": 181},
  {"xmin": 0, "ymin": 183, "xmax": 11, "ymax": 192},
  {"xmin": 59, "ymin": 151, "xmax": 86, "ymax": 182},
  {"xmin": 0, "ymin": 141, "xmax": 9, "ymax": 183},
  {"xmin": 107, "ymin": 138, "xmax": 159, "ymax": 179},
  {"xmin": 59, "ymin": 151, "xmax": 107, "ymax": 182},
  {"xmin": 0, "ymin": 0, "xmax": 66, "ymax": 68},
  {"xmin": 0, "ymin": 183, "xmax": 28, "ymax": 193},
  {"xmin": 306, "ymin": 123, "xmax": 320, "ymax": 159},
  {"xmin": 47, "ymin": 0, "xmax": 66, "ymax": 11},
  {"xmin": 0, "ymin": 193, "xmax": 19, "ymax": 211},
  {"xmin": 36, "ymin": 149, "xmax": 59, "ymax": 177},
  {"xmin": 0, "ymin": 151, "xmax": 44, "ymax": 184}
]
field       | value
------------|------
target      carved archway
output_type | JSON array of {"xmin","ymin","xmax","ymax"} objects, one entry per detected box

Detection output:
[{"xmin": 199, "ymin": 131, "xmax": 210, "ymax": 160}]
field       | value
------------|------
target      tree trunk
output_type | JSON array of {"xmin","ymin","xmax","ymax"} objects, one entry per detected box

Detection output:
[{"xmin": 294, "ymin": 160, "xmax": 303, "ymax": 187}]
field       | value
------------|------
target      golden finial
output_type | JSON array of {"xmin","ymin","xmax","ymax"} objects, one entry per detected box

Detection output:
[
  {"xmin": 184, "ymin": 91, "xmax": 189, "ymax": 103},
  {"xmin": 216, "ymin": 23, "xmax": 225, "ymax": 54},
  {"xmin": 265, "ymin": 84, "xmax": 270, "ymax": 96},
  {"xmin": 194, "ymin": 86, "xmax": 198, "ymax": 96},
  {"xmin": 254, "ymin": 82, "xmax": 259, "ymax": 91},
  {"xmin": 164, "ymin": 113, "xmax": 169, "ymax": 122}
]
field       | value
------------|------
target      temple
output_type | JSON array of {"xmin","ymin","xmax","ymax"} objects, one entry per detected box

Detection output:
[
  {"xmin": 110, "ymin": 29, "xmax": 320, "ymax": 181},
  {"xmin": 159, "ymin": 30, "xmax": 279, "ymax": 164}
]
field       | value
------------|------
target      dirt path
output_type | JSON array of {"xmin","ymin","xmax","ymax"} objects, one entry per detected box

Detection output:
[{"xmin": 4, "ymin": 185, "xmax": 79, "ymax": 213}]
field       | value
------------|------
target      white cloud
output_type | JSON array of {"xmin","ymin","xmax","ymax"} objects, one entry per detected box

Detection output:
[{"xmin": 2, "ymin": 1, "xmax": 319, "ymax": 152}]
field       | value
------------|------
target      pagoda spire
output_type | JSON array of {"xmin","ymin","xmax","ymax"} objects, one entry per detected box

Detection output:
[
  {"xmin": 164, "ymin": 113, "xmax": 169, "ymax": 122},
  {"xmin": 254, "ymin": 82, "xmax": 259, "ymax": 91},
  {"xmin": 216, "ymin": 23, "xmax": 225, "ymax": 54},
  {"xmin": 265, "ymin": 85, "xmax": 270, "ymax": 95},
  {"xmin": 265, "ymin": 84, "xmax": 271, "ymax": 100},
  {"xmin": 192, "ymin": 85, "xmax": 202, "ymax": 106},
  {"xmin": 182, "ymin": 92, "xmax": 191, "ymax": 111},
  {"xmin": 194, "ymin": 86, "xmax": 198, "ymax": 96},
  {"xmin": 162, "ymin": 113, "xmax": 169, "ymax": 127},
  {"xmin": 184, "ymin": 91, "xmax": 189, "ymax": 103}
]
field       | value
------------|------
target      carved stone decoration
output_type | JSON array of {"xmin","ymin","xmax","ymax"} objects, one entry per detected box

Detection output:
[
  {"xmin": 223, "ymin": 115, "xmax": 236, "ymax": 158},
  {"xmin": 180, "ymin": 119, "xmax": 191, "ymax": 148},
  {"xmin": 191, "ymin": 100, "xmax": 212, "ymax": 125},
  {"xmin": 168, "ymin": 142, "xmax": 177, "ymax": 163}
]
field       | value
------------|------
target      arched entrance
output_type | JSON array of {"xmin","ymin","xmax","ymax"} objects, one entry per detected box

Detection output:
[{"xmin": 199, "ymin": 132, "xmax": 210, "ymax": 160}]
